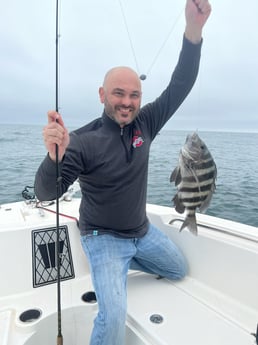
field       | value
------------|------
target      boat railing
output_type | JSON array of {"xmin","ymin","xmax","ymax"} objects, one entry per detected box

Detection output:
[{"xmin": 169, "ymin": 217, "xmax": 258, "ymax": 244}]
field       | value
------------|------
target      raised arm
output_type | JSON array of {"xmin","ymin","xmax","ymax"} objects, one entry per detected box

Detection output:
[{"xmin": 185, "ymin": 0, "xmax": 212, "ymax": 44}]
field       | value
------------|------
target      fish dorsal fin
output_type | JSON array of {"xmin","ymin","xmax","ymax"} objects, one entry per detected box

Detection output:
[{"xmin": 170, "ymin": 166, "xmax": 181, "ymax": 186}]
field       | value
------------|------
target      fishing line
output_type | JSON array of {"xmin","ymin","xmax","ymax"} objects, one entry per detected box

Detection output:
[
  {"xmin": 118, "ymin": 0, "xmax": 141, "ymax": 75},
  {"xmin": 145, "ymin": 7, "xmax": 184, "ymax": 76},
  {"xmin": 118, "ymin": 1, "xmax": 184, "ymax": 80},
  {"xmin": 55, "ymin": 0, "xmax": 63, "ymax": 344}
]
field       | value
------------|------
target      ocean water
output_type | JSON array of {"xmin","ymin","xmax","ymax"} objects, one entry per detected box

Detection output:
[{"xmin": 0, "ymin": 124, "xmax": 257, "ymax": 228}]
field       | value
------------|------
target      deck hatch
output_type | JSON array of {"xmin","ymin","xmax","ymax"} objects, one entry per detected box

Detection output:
[{"xmin": 32, "ymin": 225, "xmax": 75, "ymax": 287}]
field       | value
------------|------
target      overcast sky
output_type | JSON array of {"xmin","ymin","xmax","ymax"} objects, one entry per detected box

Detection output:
[{"xmin": 0, "ymin": 0, "xmax": 257, "ymax": 132}]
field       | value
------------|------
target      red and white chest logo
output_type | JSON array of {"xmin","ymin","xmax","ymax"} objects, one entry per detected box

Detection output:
[
  {"xmin": 132, "ymin": 135, "xmax": 144, "ymax": 148},
  {"xmin": 132, "ymin": 130, "xmax": 144, "ymax": 148}
]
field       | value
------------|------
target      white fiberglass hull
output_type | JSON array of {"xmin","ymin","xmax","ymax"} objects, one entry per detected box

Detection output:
[{"xmin": 0, "ymin": 198, "xmax": 257, "ymax": 345}]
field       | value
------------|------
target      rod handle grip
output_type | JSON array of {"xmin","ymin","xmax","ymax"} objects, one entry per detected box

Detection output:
[{"xmin": 57, "ymin": 335, "xmax": 63, "ymax": 345}]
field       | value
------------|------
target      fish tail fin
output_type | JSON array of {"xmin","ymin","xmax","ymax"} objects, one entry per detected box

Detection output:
[{"xmin": 180, "ymin": 213, "xmax": 198, "ymax": 235}]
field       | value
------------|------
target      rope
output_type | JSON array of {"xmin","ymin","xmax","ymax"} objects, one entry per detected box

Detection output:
[{"xmin": 36, "ymin": 203, "xmax": 79, "ymax": 228}]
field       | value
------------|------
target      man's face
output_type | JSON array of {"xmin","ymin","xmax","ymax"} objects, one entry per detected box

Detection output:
[{"xmin": 99, "ymin": 67, "xmax": 142, "ymax": 128}]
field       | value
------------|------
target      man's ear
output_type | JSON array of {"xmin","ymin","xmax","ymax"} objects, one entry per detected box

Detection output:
[{"xmin": 99, "ymin": 87, "xmax": 105, "ymax": 103}]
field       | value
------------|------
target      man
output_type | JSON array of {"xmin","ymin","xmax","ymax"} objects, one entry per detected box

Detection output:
[{"xmin": 35, "ymin": 1, "xmax": 211, "ymax": 344}]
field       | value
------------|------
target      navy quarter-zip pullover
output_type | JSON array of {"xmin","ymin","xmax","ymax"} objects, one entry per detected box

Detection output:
[{"xmin": 35, "ymin": 36, "xmax": 202, "ymax": 238}]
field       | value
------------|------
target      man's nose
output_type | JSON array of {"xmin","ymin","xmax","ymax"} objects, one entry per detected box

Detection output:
[{"xmin": 121, "ymin": 95, "xmax": 131, "ymax": 106}]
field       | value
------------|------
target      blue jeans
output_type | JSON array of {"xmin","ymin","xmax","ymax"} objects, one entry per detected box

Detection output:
[{"xmin": 80, "ymin": 223, "xmax": 187, "ymax": 345}]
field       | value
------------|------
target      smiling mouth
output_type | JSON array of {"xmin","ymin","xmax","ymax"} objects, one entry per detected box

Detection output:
[{"xmin": 117, "ymin": 106, "xmax": 134, "ymax": 115}]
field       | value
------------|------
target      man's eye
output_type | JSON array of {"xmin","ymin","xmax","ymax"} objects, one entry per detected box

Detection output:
[{"xmin": 114, "ymin": 91, "xmax": 123, "ymax": 96}]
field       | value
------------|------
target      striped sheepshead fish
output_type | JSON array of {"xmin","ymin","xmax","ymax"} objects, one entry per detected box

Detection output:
[{"xmin": 170, "ymin": 132, "xmax": 217, "ymax": 235}]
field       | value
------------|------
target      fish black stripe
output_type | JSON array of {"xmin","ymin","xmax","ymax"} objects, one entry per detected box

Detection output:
[
  {"xmin": 181, "ymin": 196, "xmax": 207, "ymax": 203},
  {"xmin": 194, "ymin": 160, "xmax": 215, "ymax": 170},
  {"xmin": 183, "ymin": 171, "xmax": 216, "ymax": 183},
  {"xmin": 180, "ymin": 184, "xmax": 213, "ymax": 193}
]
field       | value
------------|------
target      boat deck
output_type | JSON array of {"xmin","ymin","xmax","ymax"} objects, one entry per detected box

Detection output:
[
  {"xmin": 127, "ymin": 272, "xmax": 257, "ymax": 345},
  {"xmin": 1, "ymin": 200, "xmax": 258, "ymax": 344}
]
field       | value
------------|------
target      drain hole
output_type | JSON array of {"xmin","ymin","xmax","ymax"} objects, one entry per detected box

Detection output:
[
  {"xmin": 19, "ymin": 309, "xmax": 42, "ymax": 323},
  {"xmin": 150, "ymin": 314, "xmax": 164, "ymax": 324},
  {"xmin": 81, "ymin": 291, "xmax": 97, "ymax": 303}
]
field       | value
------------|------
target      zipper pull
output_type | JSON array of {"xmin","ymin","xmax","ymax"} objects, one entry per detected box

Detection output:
[{"xmin": 120, "ymin": 128, "xmax": 124, "ymax": 136}]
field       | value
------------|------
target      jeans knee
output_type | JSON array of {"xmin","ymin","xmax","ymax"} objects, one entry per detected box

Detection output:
[
  {"xmin": 165, "ymin": 253, "xmax": 188, "ymax": 281},
  {"xmin": 173, "ymin": 255, "xmax": 188, "ymax": 280},
  {"xmin": 177, "ymin": 261, "xmax": 188, "ymax": 279}
]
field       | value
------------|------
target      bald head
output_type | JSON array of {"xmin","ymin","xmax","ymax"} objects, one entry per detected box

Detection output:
[
  {"xmin": 102, "ymin": 66, "xmax": 142, "ymax": 92},
  {"xmin": 99, "ymin": 66, "xmax": 142, "ymax": 127}
]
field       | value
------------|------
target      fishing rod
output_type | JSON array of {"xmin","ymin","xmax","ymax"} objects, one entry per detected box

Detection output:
[{"xmin": 55, "ymin": 0, "xmax": 63, "ymax": 344}]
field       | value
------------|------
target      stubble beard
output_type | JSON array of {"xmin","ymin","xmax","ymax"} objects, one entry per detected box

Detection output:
[{"xmin": 104, "ymin": 100, "xmax": 140, "ymax": 127}]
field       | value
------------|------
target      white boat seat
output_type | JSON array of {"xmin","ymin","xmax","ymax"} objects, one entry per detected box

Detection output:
[{"xmin": 127, "ymin": 272, "xmax": 256, "ymax": 345}]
